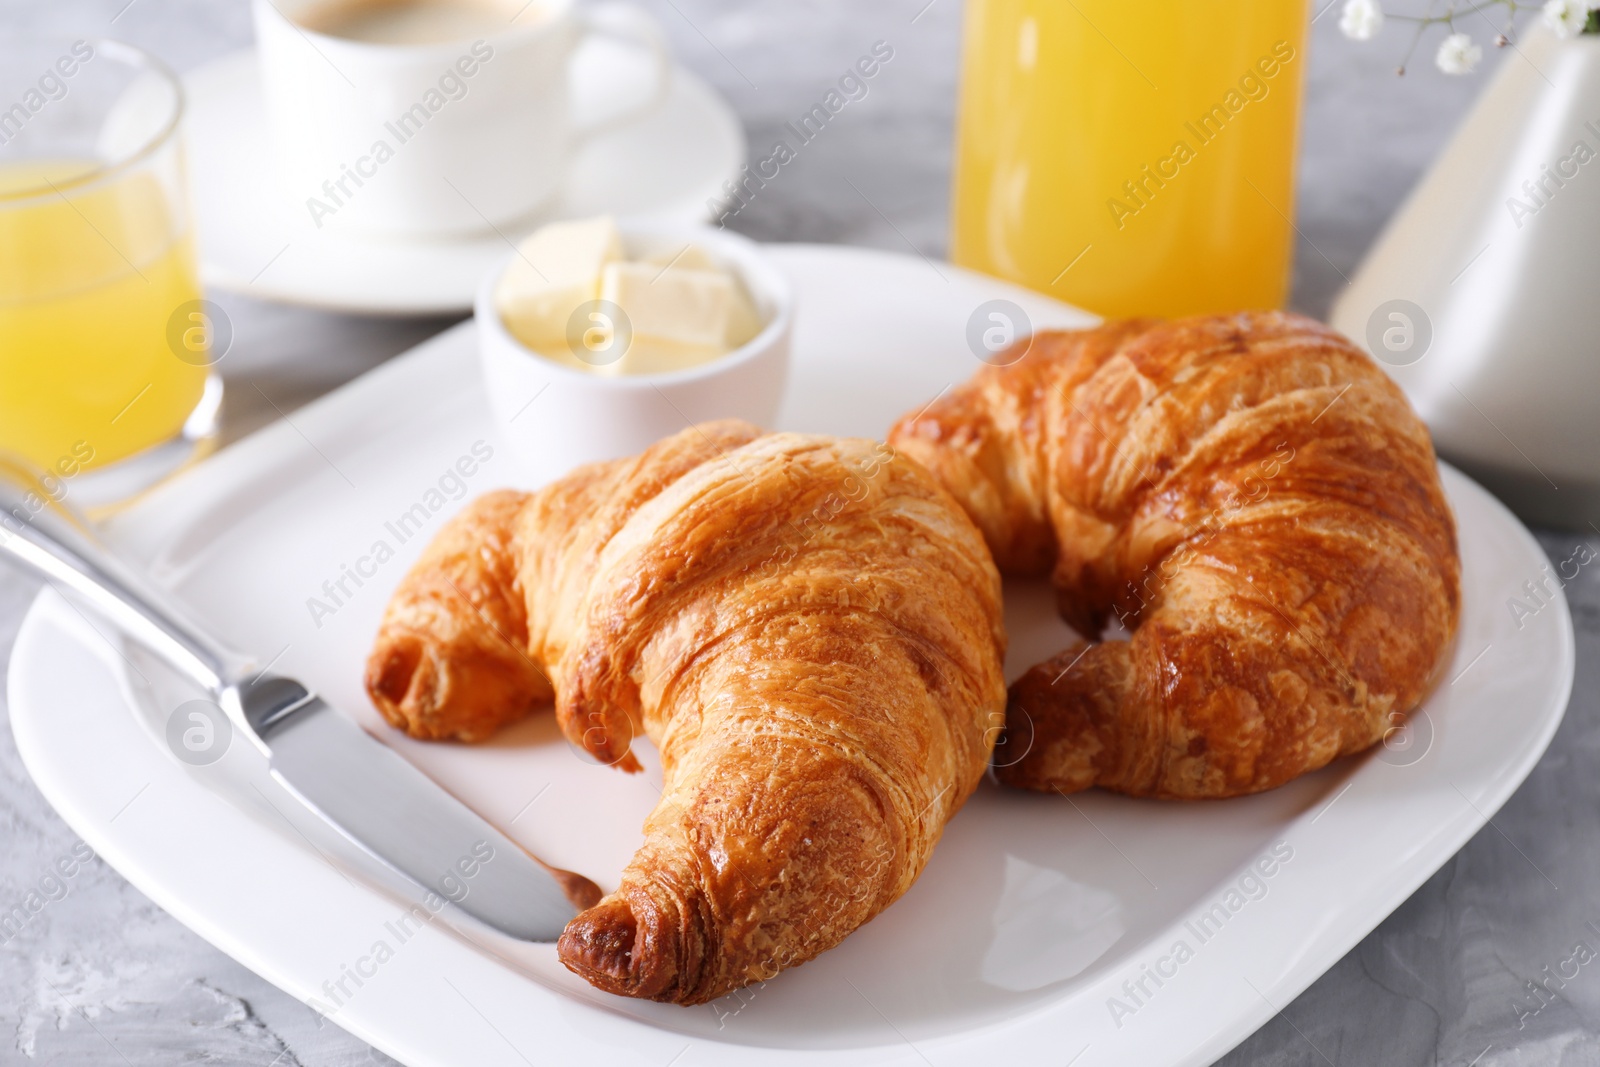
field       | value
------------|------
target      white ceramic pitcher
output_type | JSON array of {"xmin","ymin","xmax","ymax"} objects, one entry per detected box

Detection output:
[{"xmin": 1332, "ymin": 24, "xmax": 1600, "ymax": 530}]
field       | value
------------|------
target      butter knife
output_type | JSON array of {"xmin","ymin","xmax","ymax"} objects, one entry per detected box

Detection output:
[{"xmin": 0, "ymin": 462, "xmax": 588, "ymax": 941}]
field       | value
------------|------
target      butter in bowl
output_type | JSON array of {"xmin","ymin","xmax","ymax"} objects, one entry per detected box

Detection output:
[
  {"xmin": 478, "ymin": 216, "xmax": 792, "ymax": 483},
  {"xmin": 495, "ymin": 216, "xmax": 767, "ymax": 376}
]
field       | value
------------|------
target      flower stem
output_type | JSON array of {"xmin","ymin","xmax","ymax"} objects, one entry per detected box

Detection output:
[{"xmin": 1385, "ymin": 0, "xmax": 1530, "ymax": 24}]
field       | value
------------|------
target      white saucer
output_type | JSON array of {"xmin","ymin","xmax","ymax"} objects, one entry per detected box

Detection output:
[{"xmin": 183, "ymin": 42, "xmax": 745, "ymax": 316}]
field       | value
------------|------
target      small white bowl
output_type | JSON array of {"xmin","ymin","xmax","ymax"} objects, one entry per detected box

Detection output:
[{"xmin": 477, "ymin": 224, "xmax": 793, "ymax": 485}]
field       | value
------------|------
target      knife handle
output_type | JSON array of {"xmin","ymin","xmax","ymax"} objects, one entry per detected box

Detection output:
[{"xmin": 0, "ymin": 457, "xmax": 247, "ymax": 695}]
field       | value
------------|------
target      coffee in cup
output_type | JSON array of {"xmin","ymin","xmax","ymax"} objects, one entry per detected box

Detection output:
[{"xmin": 296, "ymin": 0, "xmax": 526, "ymax": 45}]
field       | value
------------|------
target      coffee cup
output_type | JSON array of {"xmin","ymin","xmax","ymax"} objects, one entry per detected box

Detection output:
[{"xmin": 251, "ymin": 0, "xmax": 670, "ymax": 237}]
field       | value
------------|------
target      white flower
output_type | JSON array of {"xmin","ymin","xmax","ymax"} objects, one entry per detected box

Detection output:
[
  {"xmin": 1436, "ymin": 32, "xmax": 1483, "ymax": 74},
  {"xmin": 1340, "ymin": 0, "xmax": 1385, "ymax": 41},
  {"xmin": 1544, "ymin": 0, "xmax": 1590, "ymax": 37}
]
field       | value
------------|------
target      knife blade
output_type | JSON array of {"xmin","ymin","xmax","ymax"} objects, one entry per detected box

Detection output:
[{"xmin": 235, "ymin": 677, "xmax": 580, "ymax": 941}]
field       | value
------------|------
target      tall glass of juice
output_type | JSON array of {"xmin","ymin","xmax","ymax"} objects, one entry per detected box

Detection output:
[
  {"xmin": 950, "ymin": 0, "xmax": 1309, "ymax": 319},
  {"xmin": 0, "ymin": 38, "xmax": 217, "ymax": 510}
]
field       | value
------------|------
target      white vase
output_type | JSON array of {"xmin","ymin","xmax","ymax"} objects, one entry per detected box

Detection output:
[{"xmin": 1330, "ymin": 25, "xmax": 1600, "ymax": 530}]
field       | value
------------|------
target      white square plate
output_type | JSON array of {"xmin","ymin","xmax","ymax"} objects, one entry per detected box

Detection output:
[{"xmin": 9, "ymin": 246, "xmax": 1574, "ymax": 1066}]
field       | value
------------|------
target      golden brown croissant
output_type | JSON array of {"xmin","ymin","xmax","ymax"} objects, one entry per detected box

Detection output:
[
  {"xmin": 888, "ymin": 311, "xmax": 1460, "ymax": 800},
  {"xmin": 365, "ymin": 420, "xmax": 1006, "ymax": 1003}
]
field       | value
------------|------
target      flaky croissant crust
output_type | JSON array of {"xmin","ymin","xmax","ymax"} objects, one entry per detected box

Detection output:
[
  {"xmin": 889, "ymin": 312, "xmax": 1460, "ymax": 799},
  {"xmin": 365, "ymin": 421, "xmax": 1007, "ymax": 1003}
]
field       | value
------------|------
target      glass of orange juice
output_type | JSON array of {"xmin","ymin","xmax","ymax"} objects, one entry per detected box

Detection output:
[
  {"xmin": 0, "ymin": 37, "xmax": 218, "ymax": 511},
  {"xmin": 951, "ymin": 0, "xmax": 1309, "ymax": 319}
]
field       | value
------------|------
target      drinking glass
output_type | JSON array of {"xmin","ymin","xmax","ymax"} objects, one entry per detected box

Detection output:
[{"xmin": 0, "ymin": 37, "xmax": 219, "ymax": 510}]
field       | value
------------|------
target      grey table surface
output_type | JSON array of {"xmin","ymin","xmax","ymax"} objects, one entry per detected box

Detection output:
[{"xmin": 2, "ymin": 1, "xmax": 1596, "ymax": 1064}]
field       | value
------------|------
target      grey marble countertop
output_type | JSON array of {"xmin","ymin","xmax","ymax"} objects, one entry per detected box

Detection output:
[{"xmin": 2, "ymin": 1, "xmax": 1597, "ymax": 1064}]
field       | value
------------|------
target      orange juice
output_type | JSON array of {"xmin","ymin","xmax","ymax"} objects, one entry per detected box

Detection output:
[
  {"xmin": 951, "ymin": 0, "xmax": 1308, "ymax": 318},
  {"xmin": 0, "ymin": 161, "xmax": 209, "ymax": 472}
]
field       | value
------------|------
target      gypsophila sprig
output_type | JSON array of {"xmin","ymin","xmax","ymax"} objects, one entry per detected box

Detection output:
[
  {"xmin": 1543, "ymin": 0, "xmax": 1599, "ymax": 37},
  {"xmin": 1341, "ymin": 0, "xmax": 1386, "ymax": 40},
  {"xmin": 1340, "ymin": 0, "xmax": 1600, "ymax": 75},
  {"xmin": 1436, "ymin": 31, "xmax": 1486, "ymax": 71}
]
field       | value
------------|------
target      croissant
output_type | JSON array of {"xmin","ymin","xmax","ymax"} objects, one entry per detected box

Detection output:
[
  {"xmin": 364, "ymin": 420, "xmax": 1006, "ymax": 1003},
  {"xmin": 888, "ymin": 311, "xmax": 1460, "ymax": 800}
]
